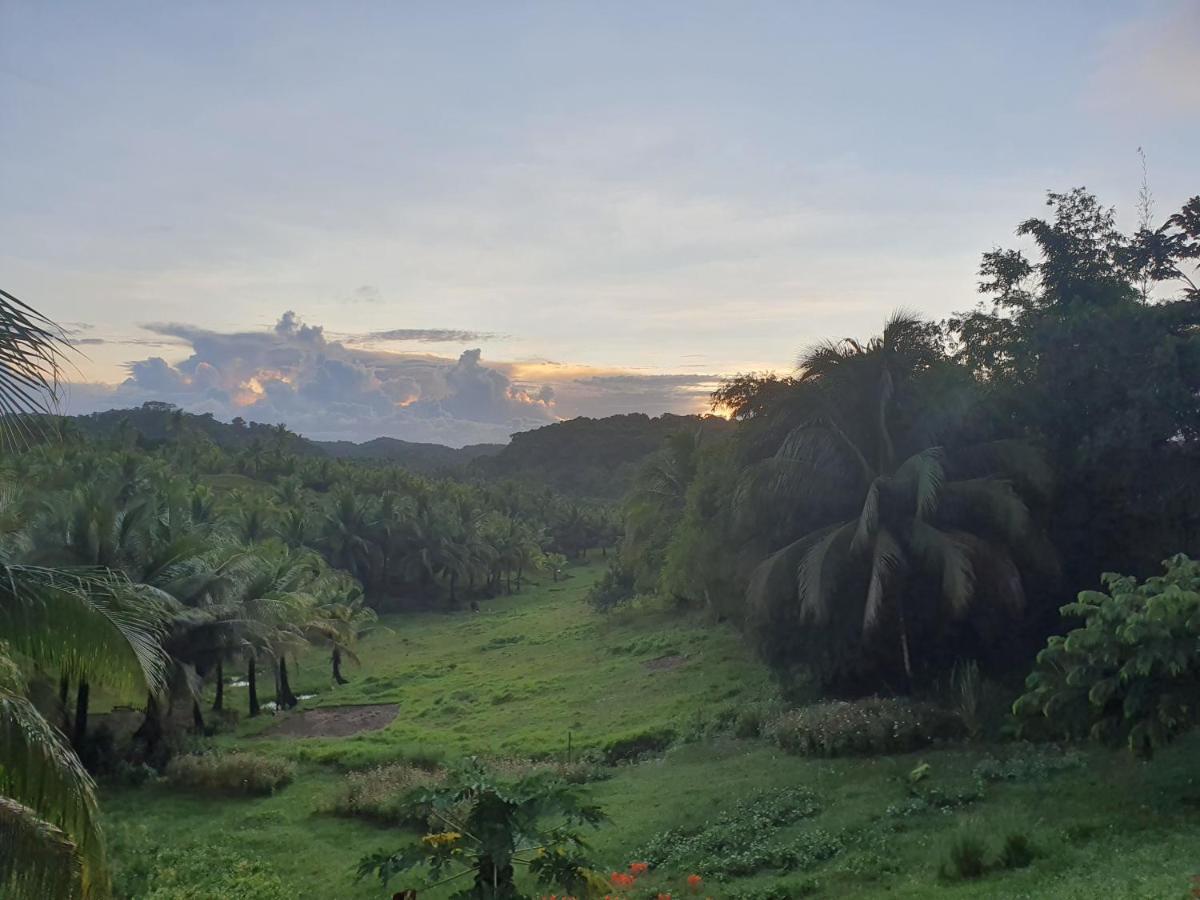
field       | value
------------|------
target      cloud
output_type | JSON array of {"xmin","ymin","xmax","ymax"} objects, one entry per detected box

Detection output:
[
  {"xmin": 60, "ymin": 311, "xmax": 724, "ymax": 445},
  {"xmin": 350, "ymin": 328, "xmax": 504, "ymax": 344}
]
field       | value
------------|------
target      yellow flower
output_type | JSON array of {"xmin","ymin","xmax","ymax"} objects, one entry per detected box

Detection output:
[{"xmin": 422, "ymin": 831, "xmax": 462, "ymax": 848}]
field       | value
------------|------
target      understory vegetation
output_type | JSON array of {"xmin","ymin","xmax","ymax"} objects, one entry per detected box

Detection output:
[{"xmin": 2, "ymin": 187, "xmax": 1200, "ymax": 898}]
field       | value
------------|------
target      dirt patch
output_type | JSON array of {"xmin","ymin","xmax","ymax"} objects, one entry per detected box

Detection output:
[
  {"xmin": 260, "ymin": 703, "xmax": 399, "ymax": 738},
  {"xmin": 644, "ymin": 654, "xmax": 687, "ymax": 672}
]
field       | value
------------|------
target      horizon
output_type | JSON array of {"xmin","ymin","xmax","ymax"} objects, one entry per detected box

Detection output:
[{"xmin": 3, "ymin": 1, "xmax": 1198, "ymax": 444}]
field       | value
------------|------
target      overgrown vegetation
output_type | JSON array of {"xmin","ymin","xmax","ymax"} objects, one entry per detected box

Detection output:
[{"xmin": 164, "ymin": 752, "xmax": 295, "ymax": 796}]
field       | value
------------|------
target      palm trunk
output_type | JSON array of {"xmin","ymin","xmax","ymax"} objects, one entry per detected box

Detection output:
[
  {"xmin": 212, "ymin": 661, "xmax": 224, "ymax": 711},
  {"xmin": 192, "ymin": 699, "xmax": 206, "ymax": 734},
  {"xmin": 516, "ymin": 565, "xmax": 523, "ymax": 591},
  {"xmin": 896, "ymin": 598, "xmax": 914, "ymax": 689},
  {"xmin": 59, "ymin": 675, "xmax": 72, "ymax": 734},
  {"xmin": 449, "ymin": 570, "xmax": 457, "ymax": 604},
  {"xmin": 332, "ymin": 646, "xmax": 348, "ymax": 684},
  {"xmin": 278, "ymin": 657, "xmax": 297, "ymax": 709},
  {"xmin": 506, "ymin": 570, "xmax": 512, "ymax": 594},
  {"xmin": 248, "ymin": 655, "xmax": 260, "ymax": 717},
  {"xmin": 71, "ymin": 680, "xmax": 90, "ymax": 753}
]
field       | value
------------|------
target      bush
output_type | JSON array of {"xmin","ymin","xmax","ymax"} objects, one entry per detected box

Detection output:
[
  {"xmin": 586, "ymin": 563, "xmax": 636, "ymax": 611},
  {"xmin": 940, "ymin": 833, "xmax": 988, "ymax": 881},
  {"xmin": 328, "ymin": 763, "xmax": 447, "ymax": 827},
  {"xmin": 602, "ymin": 727, "xmax": 676, "ymax": 764},
  {"xmin": 164, "ymin": 752, "xmax": 294, "ymax": 796},
  {"xmin": 999, "ymin": 832, "xmax": 1036, "ymax": 869},
  {"xmin": 766, "ymin": 698, "xmax": 963, "ymax": 757},
  {"xmin": 1015, "ymin": 554, "xmax": 1200, "ymax": 755}
]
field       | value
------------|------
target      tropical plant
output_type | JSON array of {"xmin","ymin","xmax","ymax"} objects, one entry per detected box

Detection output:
[
  {"xmin": 741, "ymin": 312, "xmax": 1051, "ymax": 687},
  {"xmin": 1014, "ymin": 554, "xmax": 1200, "ymax": 756},
  {"xmin": 357, "ymin": 758, "xmax": 607, "ymax": 900},
  {"xmin": 0, "ymin": 565, "xmax": 167, "ymax": 899}
]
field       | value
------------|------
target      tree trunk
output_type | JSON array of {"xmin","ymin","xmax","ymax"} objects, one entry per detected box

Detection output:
[
  {"xmin": 192, "ymin": 699, "xmax": 206, "ymax": 734},
  {"xmin": 132, "ymin": 693, "xmax": 164, "ymax": 768},
  {"xmin": 449, "ymin": 570, "xmax": 457, "ymax": 605},
  {"xmin": 71, "ymin": 680, "xmax": 90, "ymax": 753},
  {"xmin": 248, "ymin": 655, "xmax": 260, "ymax": 717},
  {"xmin": 59, "ymin": 675, "xmax": 72, "ymax": 734},
  {"xmin": 506, "ymin": 570, "xmax": 512, "ymax": 594},
  {"xmin": 516, "ymin": 565, "xmax": 523, "ymax": 591},
  {"xmin": 212, "ymin": 660, "xmax": 224, "ymax": 711},
  {"xmin": 896, "ymin": 598, "xmax": 914, "ymax": 689},
  {"xmin": 332, "ymin": 646, "xmax": 348, "ymax": 684},
  {"xmin": 278, "ymin": 657, "xmax": 298, "ymax": 709}
]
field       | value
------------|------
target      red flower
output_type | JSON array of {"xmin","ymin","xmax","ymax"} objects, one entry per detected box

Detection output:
[
  {"xmin": 687, "ymin": 874, "xmax": 703, "ymax": 893},
  {"xmin": 629, "ymin": 862, "xmax": 649, "ymax": 876},
  {"xmin": 610, "ymin": 872, "xmax": 636, "ymax": 889}
]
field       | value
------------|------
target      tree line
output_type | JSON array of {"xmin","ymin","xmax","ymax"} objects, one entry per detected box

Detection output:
[{"xmin": 608, "ymin": 188, "xmax": 1200, "ymax": 696}]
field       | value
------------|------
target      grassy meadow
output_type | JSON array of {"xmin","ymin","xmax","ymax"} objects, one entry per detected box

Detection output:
[{"xmin": 98, "ymin": 560, "xmax": 1200, "ymax": 899}]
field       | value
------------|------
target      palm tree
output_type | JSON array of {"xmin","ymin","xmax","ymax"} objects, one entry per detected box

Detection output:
[
  {"xmin": 1, "ymin": 565, "xmax": 166, "ymax": 900},
  {"xmin": 744, "ymin": 312, "xmax": 1051, "ymax": 687}
]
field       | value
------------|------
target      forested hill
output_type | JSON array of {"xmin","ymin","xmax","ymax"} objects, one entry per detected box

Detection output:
[
  {"xmin": 64, "ymin": 404, "xmax": 499, "ymax": 474},
  {"xmin": 61, "ymin": 404, "xmax": 722, "ymax": 487},
  {"xmin": 313, "ymin": 436, "xmax": 502, "ymax": 468},
  {"xmin": 472, "ymin": 412, "xmax": 732, "ymax": 498}
]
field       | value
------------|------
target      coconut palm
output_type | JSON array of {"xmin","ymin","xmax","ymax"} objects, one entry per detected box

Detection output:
[
  {"xmin": 0, "ymin": 289, "xmax": 169, "ymax": 898},
  {"xmin": 744, "ymin": 312, "xmax": 1051, "ymax": 686},
  {"xmin": 1, "ymin": 565, "xmax": 166, "ymax": 900}
]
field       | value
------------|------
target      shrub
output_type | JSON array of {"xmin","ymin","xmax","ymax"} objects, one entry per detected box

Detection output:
[
  {"xmin": 940, "ymin": 833, "xmax": 988, "ymax": 881},
  {"xmin": 765, "ymin": 698, "xmax": 963, "ymax": 757},
  {"xmin": 999, "ymin": 832, "xmax": 1036, "ymax": 869},
  {"xmin": 602, "ymin": 727, "xmax": 676, "ymax": 764},
  {"xmin": 1015, "ymin": 554, "xmax": 1200, "ymax": 755},
  {"xmin": 586, "ymin": 563, "xmax": 636, "ymax": 611},
  {"xmin": 328, "ymin": 763, "xmax": 447, "ymax": 827},
  {"xmin": 165, "ymin": 752, "xmax": 294, "ymax": 796}
]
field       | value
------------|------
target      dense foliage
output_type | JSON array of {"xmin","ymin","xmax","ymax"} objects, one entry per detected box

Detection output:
[
  {"xmin": 1015, "ymin": 554, "xmax": 1200, "ymax": 755},
  {"xmin": 608, "ymin": 189, "xmax": 1200, "ymax": 696}
]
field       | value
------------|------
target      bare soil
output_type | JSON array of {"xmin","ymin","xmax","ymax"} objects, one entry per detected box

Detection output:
[
  {"xmin": 261, "ymin": 703, "xmax": 399, "ymax": 738},
  {"xmin": 643, "ymin": 654, "xmax": 687, "ymax": 672}
]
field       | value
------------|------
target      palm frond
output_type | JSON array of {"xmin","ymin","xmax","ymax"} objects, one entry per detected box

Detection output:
[
  {"xmin": 0, "ymin": 289, "xmax": 73, "ymax": 449},
  {"xmin": 0, "ymin": 672, "xmax": 107, "ymax": 899},
  {"xmin": 850, "ymin": 478, "xmax": 881, "ymax": 555},
  {"xmin": 0, "ymin": 565, "xmax": 167, "ymax": 697},
  {"xmin": 941, "ymin": 477, "xmax": 1031, "ymax": 544},
  {"xmin": 797, "ymin": 520, "xmax": 856, "ymax": 624},
  {"xmin": 0, "ymin": 797, "xmax": 82, "ymax": 900},
  {"xmin": 862, "ymin": 528, "xmax": 903, "ymax": 632},
  {"xmin": 892, "ymin": 447, "xmax": 945, "ymax": 519},
  {"xmin": 907, "ymin": 521, "xmax": 975, "ymax": 615}
]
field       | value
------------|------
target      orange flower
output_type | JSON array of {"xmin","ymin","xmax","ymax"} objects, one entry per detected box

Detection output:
[
  {"xmin": 610, "ymin": 872, "xmax": 635, "ymax": 889},
  {"xmin": 629, "ymin": 862, "xmax": 649, "ymax": 876},
  {"xmin": 657, "ymin": 894, "xmax": 672, "ymax": 900},
  {"xmin": 687, "ymin": 874, "xmax": 703, "ymax": 892}
]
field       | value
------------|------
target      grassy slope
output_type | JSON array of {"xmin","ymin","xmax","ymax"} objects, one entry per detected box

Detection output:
[{"xmin": 103, "ymin": 562, "xmax": 1200, "ymax": 899}]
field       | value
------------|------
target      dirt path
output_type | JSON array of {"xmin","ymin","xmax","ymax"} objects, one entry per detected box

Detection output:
[{"xmin": 260, "ymin": 703, "xmax": 399, "ymax": 738}]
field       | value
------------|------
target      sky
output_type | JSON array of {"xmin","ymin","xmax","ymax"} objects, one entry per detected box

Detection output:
[{"xmin": 2, "ymin": 1, "xmax": 1197, "ymax": 445}]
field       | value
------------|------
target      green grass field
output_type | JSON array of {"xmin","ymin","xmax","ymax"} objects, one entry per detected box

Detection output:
[{"xmin": 102, "ymin": 561, "xmax": 1200, "ymax": 899}]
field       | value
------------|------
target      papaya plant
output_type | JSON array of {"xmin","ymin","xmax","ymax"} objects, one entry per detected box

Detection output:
[
  {"xmin": 357, "ymin": 758, "xmax": 608, "ymax": 899},
  {"xmin": 1015, "ymin": 554, "xmax": 1200, "ymax": 755}
]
